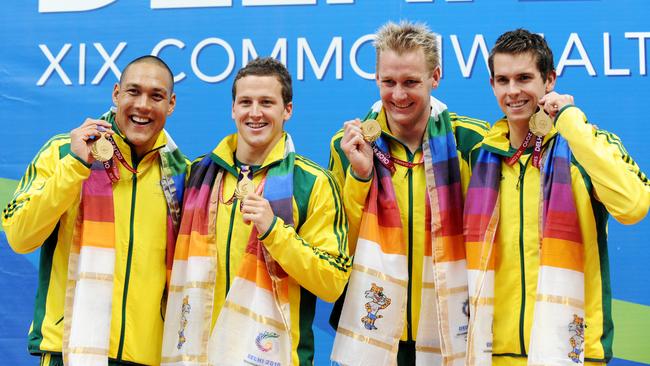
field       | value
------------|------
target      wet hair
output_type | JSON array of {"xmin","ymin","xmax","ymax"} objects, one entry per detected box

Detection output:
[
  {"xmin": 374, "ymin": 20, "xmax": 440, "ymax": 74},
  {"xmin": 119, "ymin": 55, "xmax": 175, "ymax": 94},
  {"xmin": 231, "ymin": 57, "xmax": 293, "ymax": 105},
  {"xmin": 488, "ymin": 29, "xmax": 555, "ymax": 80}
]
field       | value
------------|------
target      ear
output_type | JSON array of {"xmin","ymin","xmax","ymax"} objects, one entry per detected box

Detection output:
[
  {"xmin": 430, "ymin": 66, "xmax": 442, "ymax": 89},
  {"xmin": 545, "ymin": 70, "xmax": 557, "ymax": 93},
  {"xmin": 489, "ymin": 78, "xmax": 497, "ymax": 96},
  {"xmin": 231, "ymin": 101, "xmax": 236, "ymax": 120},
  {"xmin": 375, "ymin": 71, "xmax": 381, "ymax": 88},
  {"xmin": 112, "ymin": 83, "xmax": 120, "ymax": 105},
  {"xmin": 283, "ymin": 101, "xmax": 293, "ymax": 122},
  {"xmin": 167, "ymin": 92, "xmax": 176, "ymax": 116}
]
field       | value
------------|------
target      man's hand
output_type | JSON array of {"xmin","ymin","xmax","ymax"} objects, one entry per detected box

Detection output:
[
  {"xmin": 539, "ymin": 91, "xmax": 574, "ymax": 119},
  {"xmin": 340, "ymin": 119, "xmax": 374, "ymax": 180},
  {"xmin": 241, "ymin": 192, "xmax": 276, "ymax": 235},
  {"xmin": 70, "ymin": 118, "xmax": 114, "ymax": 164}
]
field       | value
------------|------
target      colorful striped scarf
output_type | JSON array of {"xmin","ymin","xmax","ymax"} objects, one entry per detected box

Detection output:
[
  {"xmin": 161, "ymin": 134, "xmax": 296, "ymax": 366},
  {"xmin": 464, "ymin": 135, "xmax": 585, "ymax": 365},
  {"xmin": 63, "ymin": 110, "xmax": 186, "ymax": 366},
  {"xmin": 331, "ymin": 98, "xmax": 469, "ymax": 366}
]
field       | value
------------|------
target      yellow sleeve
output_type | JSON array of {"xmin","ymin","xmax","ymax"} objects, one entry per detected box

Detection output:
[
  {"xmin": 557, "ymin": 106, "xmax": 650, "ymax": 224},
  {"xmin": 261, "ymin": 170, "xmax": 352, "ymax": 302},
  {"xmin": 342, "ymin": 166, "xmax": 372, "ymax": 254},
  {"xmin": 2, "ymin": 136, "xmax": 90, "ymax": 253}
]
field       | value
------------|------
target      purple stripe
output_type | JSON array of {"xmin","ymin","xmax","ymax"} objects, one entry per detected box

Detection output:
[{"xmin": 465, "ymin": 187, "xmax": 499, "ymax": 215}]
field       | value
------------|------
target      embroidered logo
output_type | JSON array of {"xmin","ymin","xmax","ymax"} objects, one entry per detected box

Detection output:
[
  {"xmin": 361, "ymin": 283, "xmax": 392, "ymax": 330},
  {"xmin": 255, "ymin": 331, "xmax": 280, "ymax": 352},
  {"xmin": 567, "ymin": 314, "xmax": 585, "ymax": 363},
  {"xmin": 177, "ymin": 295, "xmax": 191, "ymax": 350}
]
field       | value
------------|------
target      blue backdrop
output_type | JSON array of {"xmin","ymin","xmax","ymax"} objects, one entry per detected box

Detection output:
[{"xmin": 1, "ymin": 0, "xmax": 648, "ymax": 365}]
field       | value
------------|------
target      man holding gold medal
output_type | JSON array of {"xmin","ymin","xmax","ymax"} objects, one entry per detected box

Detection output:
[
  {"xmin": 328, "ymin": 21, "xmax": 489, "ymax": 365},
  {"xmin": 160, "ymin": 57, "xmax": 351, "ymax": 366},
  {"xmin": 464, "ymin": 29, "xmax": 650, "ymax": 365},
  {"xmin": 2, "ymin": 55, "xmax": 187, "ymax": 366}
]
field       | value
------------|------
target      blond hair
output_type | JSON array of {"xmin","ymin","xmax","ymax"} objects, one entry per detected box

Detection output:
[{"xmin": 374, "ymin": 20, "xmax": 440, "ymax": 74}]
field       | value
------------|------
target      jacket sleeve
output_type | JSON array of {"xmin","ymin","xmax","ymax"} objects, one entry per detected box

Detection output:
[
  {"xmin": 2, "ymin": 137, "xmax": 90, "ymax": 253},
  {"xmin": 328, "ymin": 132, "xmax": 372, "ymax": 254},
  {"xmin": 260, "ymin": 170, "xmax": 352, "ymax": 303},
  {"xmin": 557, "ymin": 106, "xmax": 650, "ymax": 224}
]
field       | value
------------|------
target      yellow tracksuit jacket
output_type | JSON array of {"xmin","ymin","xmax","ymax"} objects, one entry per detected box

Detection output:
[
  {"xmin": 2, "ymin": 124, "xmax": 187, "ymax": 365},
  {"xmin": 328, "ymin": 109, "xmax": 488, "ymax": 346},
  {"xmin": 206, "ymin": 134, "xmax": 352, "ymax": 366},
  {"xmin": 483, "ymin": 106, "xmax": 650, "ymax": 365}
]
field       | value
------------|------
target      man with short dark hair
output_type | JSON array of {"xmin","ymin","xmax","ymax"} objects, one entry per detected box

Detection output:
[
  {"xmin": 464, "ymin": 29, "xmax": 650, "ymax": 365},
  {"xmin": 328, "ymin": 21, "xmax": 488, "ymax": 365},
  {"xmin": 2, "ymin": 55, "xmax": 188, "ymax": 366},
  {"xmin": 161, "ymin": 57, "xmax": 351, "ymax": 366}
]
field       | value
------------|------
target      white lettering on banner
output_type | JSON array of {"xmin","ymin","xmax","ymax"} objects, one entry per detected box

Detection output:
[
  {"xmin": 603, "ymin": 32, "xmax": 631, "ymax": 76},
  {"xmin": 191, "ymin": 38, "xmax": 235, "ymax": 83},
  {"xmin": 39, "ymin": 0, "xmax": 475, "ymax": 12},
  {"xmin": 243, "ymin": 38, "xmax": 288, "ymax": 66},
  {"xmin": 35, "ymin": 32, "xmax": 650, "ymax": 86},
  {"xmin": 557, "ymin": 33, "xmax": 596, "ymax": 76},
  {"xmin": 625, "ymin": 32, "xmax": 649, "ymax": 75},
  {"xmin": 297, "ymin": 37, "xmax": 342, "ymax": 80},
  {"xmin": 450, "ymin": 34, "xmax": 489, "ymax": 77},
  {"xmin": 92, "ymin": 42, "xmax": 127, "ymax": 84},
  {"xmin": 39, "ymin": 0, "xmax": 115, "ymax": 13},
  {"xmin": 37, "ymin": 44, "xmax": 72, "ymax": 86},
  {"xmin": 350, "ymin": 34, "xmax": 375, "ymax": 80},
  {"xmin": 152, "ymin": 39, "xmax": 187, "ymax": 82},
  {"xmin": 150, "ymin": 0, "xmax": 231, "ymax": 9}
]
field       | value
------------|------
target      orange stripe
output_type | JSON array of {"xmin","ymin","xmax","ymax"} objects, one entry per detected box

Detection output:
[
  {"xmin": 466, "ymin": 241, "xmax": 494, "ymax": 270},
  {"xmin": 237, "ymin": 253, "xmax": 273, "ymax": 292},
  {"xmin": 435, "ymin": 234, "xmax": 465, "ymax": 262},
  {"xmin": 540, "ymin": 237, "xmax": 584, "ymax": 272},
  {"xmin": 80, "ymin": 221, "xmax": 115, "ymax": 248},
  {"xmin": 358, "ymin": 212, "xmax": 404, "ymax": 255}
]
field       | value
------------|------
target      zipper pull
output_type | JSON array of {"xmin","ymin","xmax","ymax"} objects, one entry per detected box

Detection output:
[{"xmin": 516, "ymin": 165, "xmax": 525, "ymax": 190}]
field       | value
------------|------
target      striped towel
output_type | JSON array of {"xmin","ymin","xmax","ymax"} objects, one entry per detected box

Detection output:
[
  {"xmin": 464, "ymin": 135, "xmax": 585, "ymax": 365},
  {"xmin": 161, "ymin": 134, "xmax": 296, "ymax": 366},
  {"xmin": 331, "ymin": 98, "xmax": 469, "ymax": 366},
  {"xmin": 63, "ymin": 109, "xmax": 186, "ymax": 366}
]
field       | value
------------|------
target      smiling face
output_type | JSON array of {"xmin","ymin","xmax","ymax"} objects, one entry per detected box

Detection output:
[
  {"xmin": 376, "ymin": 48, "xmax": 440, "ymax": 137},
  {"xmin": 232, "ymin": 75, "xmax": 292, "ymax": 165},
  {"xmin": 112, "ymin": 61, "xmax": 175, "ymax": 158},
  {"xmin": 490, "ymin": 51, "xmax": 556, "ymax": 127}
]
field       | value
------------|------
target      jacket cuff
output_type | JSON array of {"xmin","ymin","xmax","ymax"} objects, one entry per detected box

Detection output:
[{"xmin": 258, "ymin": 216, "xmax": 279, "ymax": 241}]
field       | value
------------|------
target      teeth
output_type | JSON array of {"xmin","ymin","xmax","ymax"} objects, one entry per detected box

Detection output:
[
  {"xmin": 509, "ymin": 101, "xmax": 526, "ymax": 108},
  {"xmin": 247, "ymin": 123, "xmax": 266, "ymax": 128},
  {"xmin": 132, "ymin": 116, "xmax": 149, "ymax": 123}
]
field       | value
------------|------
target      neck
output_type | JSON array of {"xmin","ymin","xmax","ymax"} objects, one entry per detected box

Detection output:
[
  {"xmin": 236, "ymin": 135, "xmax": 282, "ymax": 166},
  {"xmin": 507, "ymin": 120, "xmax": 530, "ymax": 149},
  {"xmin": 388, "ymin": 119, "xmax": 427, "ymax": 153}
]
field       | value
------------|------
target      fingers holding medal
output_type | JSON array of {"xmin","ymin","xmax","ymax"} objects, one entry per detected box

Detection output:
[{"xmin": 70, "ymin": 118, "xmax": 114, "ymax": 164}]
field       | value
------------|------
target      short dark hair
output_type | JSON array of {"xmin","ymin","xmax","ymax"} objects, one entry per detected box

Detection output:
[
  {"xmin": 120, "ymin": 55, "xmax": 175, "ymax": 94},
  {"xmin": 232, "ymin": 57, "xmax": 292, "ymax": 105},
  {"xmin": 488, "ymin": 29, "xmax": 554, "ymax": 80}
]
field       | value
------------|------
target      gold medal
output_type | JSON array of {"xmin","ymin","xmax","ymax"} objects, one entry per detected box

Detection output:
[
  {"xmin": 360, "ymin": 119, "xmax": 381, "ymax": 143},
  {"xmin": 234, "ymin": 175, "xmax": 255, "ymax": 201},
  {"xmin": 529, "ymin": 110, "xmax": 553, "ymax": 137},
  {"xmin": 90, "ymin": 133, "xmax": 114, "ymax": 162}
]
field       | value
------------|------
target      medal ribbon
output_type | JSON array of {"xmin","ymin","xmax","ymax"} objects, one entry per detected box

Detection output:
[
  {"xmin": 99, "ymin": 135, "xmax": 139, "ymax": 183},
  {"xmin": 371, "ymin": 143, "xmax": 424, "ymax": 174},
  {"xmin": 504, "ymin": 130, "xmax": 543, "ymax": 169}
]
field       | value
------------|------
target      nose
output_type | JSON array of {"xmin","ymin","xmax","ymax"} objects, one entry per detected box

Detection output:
[
  {"xmin": 393, "ymin": 84, "xmax": 407, "ymax": 101},
  {"xmin": 506, "ymin": 80, "xmax": 521, "ymax": 96},
  {"xmin": 134, "ymin": 94, "xmax": 152, "ymax": 111},
  {"xmin": 250, "ymin": 102, "xmax": 263, "ymax": 119}
]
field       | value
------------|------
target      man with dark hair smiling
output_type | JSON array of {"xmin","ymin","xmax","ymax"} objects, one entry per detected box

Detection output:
[
  {"xmin": 161, "ymin": 57, "xmax": 350, "ymax": 366},
  {"xmin": 2, "ymin": 55, "xmax": 188, "ymax": 366},
  {"xmin": 464, "ymin": 29, "xmax": 650, "ymax": 365}
]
